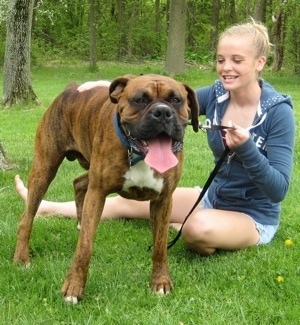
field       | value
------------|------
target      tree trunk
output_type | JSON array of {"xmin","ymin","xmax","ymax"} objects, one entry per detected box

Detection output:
[
  {"xmin": 155, "ymin": 0, "xmax": 162, "ymax": 54},
  {"xmin": 0, "ymin": 141, "xmax": 11, "ymax": 171},
  {"xmin": 89, "ymin": 0, "xmax": 98, "ymax": 71},
  {"xmin": 164, "ymin": 0, "xmax": 186, "ymax": 75},
  {"xmin": 228, "ymin": 0, "xmax": 236, "ymax": 25},
  {"xmin": 210, "ymin": 0, "xmax": 220, "ymax": 51},
  {"xmin": 126, "ymin": 4, "xmax": 137, "ymax": 58},
  {"xmin": 2, "ymin": 0, "xmax": 39, "ymax": 107},
  {"xmin": 272, "ymin": 10, "xmax": 285, "ymax": 72},
  {"xmin": 116, "ymin": 0, "xmax": 127, "ymax": 57},
  {"xmin": 253, "ymin": 0, "xmax": 266, "ymax": 23}
]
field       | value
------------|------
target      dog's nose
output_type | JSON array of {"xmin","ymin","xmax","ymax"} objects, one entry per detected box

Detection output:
[{"xmin": 151, "ymin": 104, "xmax": 173, "ymax": 122}]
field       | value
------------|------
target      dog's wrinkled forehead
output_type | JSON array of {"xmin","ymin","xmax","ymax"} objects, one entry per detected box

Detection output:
[{"xmin": 126, "ymin": 76, "xmax": 184, "ymax": 100}]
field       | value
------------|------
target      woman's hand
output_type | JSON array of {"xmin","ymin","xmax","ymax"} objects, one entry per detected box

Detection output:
[
  {"xmin": 77, "ymin": 80, "xmax": 111, "ymax": 92},
  {"xmin": 225, "ymin": 121, "xmax": 250, "ymax": 149}
]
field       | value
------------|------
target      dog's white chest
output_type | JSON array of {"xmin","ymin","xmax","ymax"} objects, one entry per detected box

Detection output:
[{"xmin": 122, "ymin": 160, "xmax": 164, "ymax": 192}]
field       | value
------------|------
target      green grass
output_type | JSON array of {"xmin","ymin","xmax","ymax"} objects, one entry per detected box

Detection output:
[{"xmin": 1, "ymin": 62, "xmax": 300, "ymax": 324}]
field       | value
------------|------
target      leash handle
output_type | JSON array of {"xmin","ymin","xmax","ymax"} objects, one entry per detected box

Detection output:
[{"xmin": 167, "ymin": 146, "xmax": 230, "ymax": 249}]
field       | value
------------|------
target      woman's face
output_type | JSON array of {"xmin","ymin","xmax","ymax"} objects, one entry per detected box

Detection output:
[{"xmin": 216, "ymin": 35, "xmax": 266, "ymax": 92}]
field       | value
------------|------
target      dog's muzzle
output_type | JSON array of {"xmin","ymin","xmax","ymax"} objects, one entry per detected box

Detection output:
[
  {"xmin": 150, "ymin": 103, "xmax": 173, "ymax": 123},
  {"xmin": 114, "ymin": 107, "xmax": 183, "ymax": 174}
]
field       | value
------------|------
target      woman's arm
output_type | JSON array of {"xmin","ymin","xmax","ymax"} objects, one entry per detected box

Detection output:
[{"xmin": 234, "ymin": 104, "xmax": 295, "ymax": 202}]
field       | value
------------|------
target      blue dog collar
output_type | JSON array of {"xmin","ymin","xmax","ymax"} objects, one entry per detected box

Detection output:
[{"xmin": 113, "ymin": 113, "xmax": 145, "ymax": 166}]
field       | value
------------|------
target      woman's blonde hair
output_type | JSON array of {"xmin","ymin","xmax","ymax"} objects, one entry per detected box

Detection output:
[{"xmin": 218, "ymin": 18, "xmax": 272, "ymax": 58}]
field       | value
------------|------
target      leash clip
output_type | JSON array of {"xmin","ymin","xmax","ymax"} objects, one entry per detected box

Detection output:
[{"xmin": 199, "ymin": 122, "xmax": 235, "ymax": 132}]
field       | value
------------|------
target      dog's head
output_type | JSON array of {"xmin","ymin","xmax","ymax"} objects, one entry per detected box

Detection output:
[
  {"xmin": 110, "ymin": 74, "xmax": 199, "ymax": 137},
  {"xmin": 109, "ymin": 74, "xmax": 199, "ymax": 173}
]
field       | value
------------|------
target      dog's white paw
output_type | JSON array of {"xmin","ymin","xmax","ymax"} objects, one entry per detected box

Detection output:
[
  {"xmin": 152, "ymin": 276, "xmax": 173, "ymax": 295},
  {"xmin": 64, "ymin": 295, "xmax": 78, "ymax": 305},
  {"xmin": 157, "ymin": 287, "xmax": 166, "ymax": 295},
  {"xmin": 156, "ymin": 287, "xmax": 171, "ymax": 295},
  {"xmin": 77, "ymin": 223, "xmax": 81, "ymax": 231}
]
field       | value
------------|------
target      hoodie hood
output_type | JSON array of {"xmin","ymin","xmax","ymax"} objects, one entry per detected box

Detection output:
[{"xmin": 214, "ymin": 79, "xmax": 293, "ymax": 116}]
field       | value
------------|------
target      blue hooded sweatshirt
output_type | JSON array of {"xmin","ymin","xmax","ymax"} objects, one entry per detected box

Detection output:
[{"xmin": 196, "ymin": 80, "xmax": 295, "ymax": 225}]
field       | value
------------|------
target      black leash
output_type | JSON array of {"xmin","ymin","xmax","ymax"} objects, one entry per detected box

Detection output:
[{"xmin": 167, "ymin": 145, "xmax": 230, "ymax": 249}]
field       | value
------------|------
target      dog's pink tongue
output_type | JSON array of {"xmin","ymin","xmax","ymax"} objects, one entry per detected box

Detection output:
[{"xmin": 144, "ymin": 137, "xmax": 178, "ymax": 173}]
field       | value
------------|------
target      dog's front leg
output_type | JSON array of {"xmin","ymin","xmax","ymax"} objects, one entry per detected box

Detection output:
[
  {"xmin": 150, "ymin": 198, "xmax": 173, "ymax": 295},
  {"xmin": 61, "ymin": 188, "xmax": 105, "ymax": 304}
]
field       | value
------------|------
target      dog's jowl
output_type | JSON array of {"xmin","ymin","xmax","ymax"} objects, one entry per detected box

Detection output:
[{"xmin": 13, "ymin": 74, "xmax": 199, "ymax": 304}]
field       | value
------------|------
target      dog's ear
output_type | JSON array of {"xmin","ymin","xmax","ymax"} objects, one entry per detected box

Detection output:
[
  {"xmin": 184, "ymin": 84, "xmax": 199, "ymax": 132},
  {"xmin": 109, "ymin": 75, "xmax": 137, "ymax": 103}
]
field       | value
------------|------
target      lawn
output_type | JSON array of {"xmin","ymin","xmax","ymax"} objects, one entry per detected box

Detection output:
[{"xmin": 0, "ymin": 62, "xmax": 299, "ymax": 324}]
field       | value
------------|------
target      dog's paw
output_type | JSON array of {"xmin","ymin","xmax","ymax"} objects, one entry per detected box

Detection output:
[
  {"xmin": 61, "ymin": 276, "xmax": 84, "ymax": 304},
  {"xmin": 61, "ymin": 289, "xmax": 83, "ymax": 305},
  {"xmin": 13, "ymin": 248, "xmax": 31, "ymax": 266},
  {"xmin": 64, "ymin": 295, "xmax": 79, "ymax": 305},
  {"xmin": 152, "ymin": 276, "xmax": 173, "ymax": 295}
]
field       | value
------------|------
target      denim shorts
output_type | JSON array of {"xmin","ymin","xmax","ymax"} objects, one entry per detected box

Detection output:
[{"xmin": 196, "ymin": 187, "xmax": 279, "ymax": 245}]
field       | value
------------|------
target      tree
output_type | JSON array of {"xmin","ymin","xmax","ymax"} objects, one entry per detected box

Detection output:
[
  {"xmin": 0, "ymin": 142, "xmax": 10, "ymax": 171},
  {"xmin": 272, "ymin": 3, "xmax": 286, "ymax": 72},
  {"xmin": 116, "ymin": 0, "xmax": 127, "ymax": 58},
  {"xmin": 253, "ymin": 0, "xmax": 267, "ymax": 22},
  {"xmin": 2, "ymin": 0, "xmax": 39, "ymax": 107},
  {"xmin": 284, "ymin": 0, "xmax": 300, "ymax": 74},
  {"xmin": 228, "ymin": 0, "xmax": 236, "ymax": 25},
  {"xmin": 164, "ymin": 0, "xmax": 186, "ymax": 74},
  {"xmin": 155, "ymin": 0, "xmax": 162, "ymax": 54},
  {"xmin": 89, "ymin": 0, "xmax": 98, "ymax": 70},
  {"xmin": 210, "ymin": 0, "xmax": 220, "ymax": 50}
]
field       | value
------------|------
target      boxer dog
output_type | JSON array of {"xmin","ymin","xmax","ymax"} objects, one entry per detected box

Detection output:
[{"xmin": 13, "ymin": 74, "xmax": 199, "ymax": 304}]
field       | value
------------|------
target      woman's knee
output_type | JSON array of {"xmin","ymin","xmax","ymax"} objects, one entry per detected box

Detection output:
[{"xmin": 181, "ymin": 211, "xmax": 214, "ymax": 247}]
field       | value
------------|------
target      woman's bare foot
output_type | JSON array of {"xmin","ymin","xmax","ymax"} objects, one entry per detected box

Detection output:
[
  {"xmin": 14, "ymin": 175, "xmax": 28, "ymax": 202},
  {"xmin": 15, "ymin": 174, "xmax": 49, "ymax": 216},
  {"xmin": 14, "ymin": 175, "xmax": 76, "ymax": 217},
  {"xmin": 169, "ymin": 223, "xmax": 182, "ymax": 231}
]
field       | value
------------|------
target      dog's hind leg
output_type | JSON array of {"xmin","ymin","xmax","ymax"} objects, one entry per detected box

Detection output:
[
  {"xmin": 73, "ymin": 173, "xmax": 89, "ymax": 230},
  {"xmin": 13, "ymin": 152, "xmax": 64, "ymax": 265}
]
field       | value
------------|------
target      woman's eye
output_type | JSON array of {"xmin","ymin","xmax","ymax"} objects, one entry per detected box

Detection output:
[{"xmin": 217, "ymin": 59, "xmax": 224, "ymax": 64}]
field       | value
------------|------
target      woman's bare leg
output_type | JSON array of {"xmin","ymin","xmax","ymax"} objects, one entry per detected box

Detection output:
[
  {"xmin": 181, "ymin": 208, "xmax": 260, "ymax": 255},
  {"xmin": 103, "ymin": 187, "xmax": 201, "ymax": 229},
  {"xmin": 104, "ymin": 190, "xmax": 260, "ymax": 253},
  {"xmin": 15, "ymin": 175, "xmax": 200, "ymax": 223}
]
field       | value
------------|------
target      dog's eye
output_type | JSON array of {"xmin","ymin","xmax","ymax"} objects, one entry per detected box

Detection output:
[
  {"xmin": 171, "ymin": 97, "xmax": 181, "ymax": 105},
  {"xmin": 134, "ymin": 98, "xmax": 148, "ymax": 107}
]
